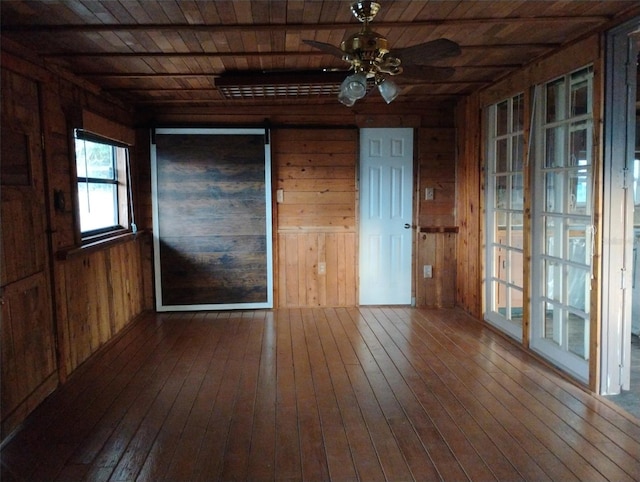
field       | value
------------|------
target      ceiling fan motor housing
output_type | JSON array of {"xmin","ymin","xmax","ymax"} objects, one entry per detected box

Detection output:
[{"xmin": 341, "ymin": 31, "xmax": 402, "ymax": 77}]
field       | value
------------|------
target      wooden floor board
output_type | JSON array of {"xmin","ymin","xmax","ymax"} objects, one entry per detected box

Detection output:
[{"xmin": 2, "ymin": 307, "xmax": 639, "ymax": 482}]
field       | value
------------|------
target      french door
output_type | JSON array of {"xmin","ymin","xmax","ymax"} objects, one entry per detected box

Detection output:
[
  {"xmin": 531, "ymin": 67, "xmax": 594, "ymax": 382},
  {"xmin": 485, "ymin": 94, "xmax": 526, "ymax": 340},
  {"xmin": 359, "ymin": 128, "xmax": 414, "ymax": 305}
]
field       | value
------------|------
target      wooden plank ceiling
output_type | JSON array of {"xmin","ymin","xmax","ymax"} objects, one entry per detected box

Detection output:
[{"xmin": 1, "ymin": 0, "xmax": 638, "ymax": 110}]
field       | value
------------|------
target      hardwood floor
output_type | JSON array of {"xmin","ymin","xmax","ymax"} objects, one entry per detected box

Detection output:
[{"xmin": 2, "ymin": 307, "xmax": 639, "ymax": 481}]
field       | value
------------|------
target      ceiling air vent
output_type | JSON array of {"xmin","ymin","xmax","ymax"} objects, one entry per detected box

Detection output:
[{"xmin": 216, "ymin": 70, "xmax": 344, "ymax": 99}]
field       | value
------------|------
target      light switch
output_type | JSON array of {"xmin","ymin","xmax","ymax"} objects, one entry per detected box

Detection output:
[{"xmin": 425, "ymin": 187, "xmax": 434, "ymax": 201}]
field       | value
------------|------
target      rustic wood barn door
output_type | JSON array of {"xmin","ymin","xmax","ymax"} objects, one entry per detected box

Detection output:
[
  {"xmin": 1, "ymin": 71, "xmax": 58, "ymax": 438},
  {"xmin": 151, "ymin": 128, "xmax": 273, "ymax": 311}
]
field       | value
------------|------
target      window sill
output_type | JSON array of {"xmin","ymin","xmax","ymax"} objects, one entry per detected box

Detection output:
[{"xmin": 56, "ymin": 229, "xmax": 149, "ymax": 260}]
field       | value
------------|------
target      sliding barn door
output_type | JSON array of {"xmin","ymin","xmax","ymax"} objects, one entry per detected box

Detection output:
[{"xmin": 151, "ymin": 128, "xmax": 273, "ymax": 311}]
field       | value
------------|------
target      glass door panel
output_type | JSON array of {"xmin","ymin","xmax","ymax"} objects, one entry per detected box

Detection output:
[
  {"xmin": 485, "ymin": 94, "xmax": 525, "ymax": 339},
  {"xmin": 532, "ymin": 67, "xmax": 593, "ymax": 382}
]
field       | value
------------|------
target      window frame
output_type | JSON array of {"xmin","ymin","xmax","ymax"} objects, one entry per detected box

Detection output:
[{"xmin": 74, "ymin": 129, "xmax": 132, "ymax": 243}]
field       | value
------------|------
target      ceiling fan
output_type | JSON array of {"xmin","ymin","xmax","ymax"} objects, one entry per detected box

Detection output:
[{"xmin": 304, "ymin": 0, "xmax": 461, "ymax": 105}]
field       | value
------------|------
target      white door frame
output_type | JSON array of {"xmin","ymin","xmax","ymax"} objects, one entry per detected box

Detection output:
[{"xmin": 600, "ymin": 18, "xmax": 638, "ymax": 394}]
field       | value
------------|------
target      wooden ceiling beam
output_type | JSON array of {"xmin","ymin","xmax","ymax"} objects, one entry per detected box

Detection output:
[
  {"xmin": 41, "ymin": 44, "xmax": 558, "ymax": 58},
  {"xmin": 1, "ymin": 16, "xmax": 609, "ymax": 33},
  {"xmin": 104, "ymin": 79, "xmax": 488, "ymax": 92},
  {"xmin": 77, "ymin": 64, "xmax": 521, "ymax": 79}
]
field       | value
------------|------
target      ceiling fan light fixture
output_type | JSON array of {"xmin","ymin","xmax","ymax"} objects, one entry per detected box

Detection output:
[{"xmin": 377, "ymin": 78, "xmax": 400, "ymax": 104}]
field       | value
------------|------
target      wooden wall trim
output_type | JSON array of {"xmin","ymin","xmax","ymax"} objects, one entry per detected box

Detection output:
[{"xmin": 420, "ymin": 227, "xmax": 459, "ymax": 233}]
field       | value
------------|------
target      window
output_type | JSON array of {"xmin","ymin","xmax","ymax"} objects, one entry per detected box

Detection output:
[{"xmin": 74, "ymin": 130, "xmax": 132, "ymax": 238}]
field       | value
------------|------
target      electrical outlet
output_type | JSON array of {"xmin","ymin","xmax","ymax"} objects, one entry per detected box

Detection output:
[
  {"xmin": 318, "ymin": 262, "xmax": 326, "ymax": 275},
  {"xmin": 425, "ymin": 187, "xmax": 434, "ymax": 201},
  {"xmin": 423, "ymin": 265, "xmax": 433, "ymax": 278}
]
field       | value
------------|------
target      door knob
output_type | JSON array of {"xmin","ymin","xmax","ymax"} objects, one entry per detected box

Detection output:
[{"xmin": 404, "ymin": 223, "xmax": 411, "ymax": 229}]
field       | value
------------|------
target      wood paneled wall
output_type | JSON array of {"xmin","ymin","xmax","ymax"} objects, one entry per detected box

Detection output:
[
  {"xmin": 1, "ymin": 47, "xmax": 152, "ymax": 438},
  {"xmin": 418, "ymin": 128, "xmax": 456, "ymax": 227},
  {"xmin": 454, "ymin": 96, "xmax": 483, "ymax": 318},
  {"xmin": 416, "ymin": 128, "xmax": 457, "ymax": 307},
  {"xmin": 416, "ymin": 232, "xmax": 457, "ymax": 308},
  {"xmin": 273, "ymin": 128, "xmax": 358, "ymax": 307},
  {"xmin": 55, "ymin": 239, "xmax": 150, "ymax": 375},
  {"xmin": 137, "ymin": 112, "xmax": 459, "ymax": 309},
  {"xmin": 1, "ymin": 66, "xmax": 58, "ymax": 438}
]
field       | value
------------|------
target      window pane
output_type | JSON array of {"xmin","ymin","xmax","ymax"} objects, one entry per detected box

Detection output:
[
  {"xmin": 492, "ymin": 281, "xmax": 504, "ymax": 312},
  {"xmin": 545, "ymin": 172, "xmax": 563, "ymax": 213},
  {"xmin": 77, "ymin": 182, "xmax": 118, "ymax": 232},
  {"xmin": 544, "ymin": 217, "xmax": 559, "ymax": 257},
  {"xmin": 509, "ymin": 287, "xmax": 523, "ymax": 323},
  {"xmin": 511, "ymin": 174, "xmax": 524, "ymax": 210},
  {"xmin": 544, "ymin": 301, "xmax": 561, "ymax": 344},
  {"xmin": 546, "ymin": 78, "xmax": 565, "ymax": 123},
  {"xmin": 512, "ymin": 133, "xmax": 524, "ymax": 171},
  {"xmin": 495, "ymin": 175, "xmax": 507, "ymax": 209},
  {"xmin": 510, "ymin": 250, "xmax": 524, "ymax": 288},
  {"xmin": 545, "ymin": 126, "xmax": 565, "ymax": 168},
  {"xmin": 568, "ymin": 169, "xmax": 589, "ymax": 215},
  {"xmin": 510, "ymin": 212, "xmax": 524, "ymax": 231},
  {"xmin": 494, "ymin": 247, "xmax": 507, "ymax": 281},
  {"xmin": 76, "ymin": 139, "xmax": 115, "ymax": 180},
  {"xmin": 570, "ymin": 69, "xmax": 591, "ymax": 117},
  {"xmin": 566, "ymin": 224, "xmax": 588, "ymax": 264},
  {"xmin": 567, "ymin": 265, "xmax": 589, "ymax": 312},
  {"xmin": 496, "ymin": 138, "xmax": 508, "ymax": 172},
  {"xmin": 569, "ymin": 124, "xmax": 588, "ymax": 166},
  {"xmin": 513, "ymin": 94, "xmax": 524, "ymax": 132},
  {"xmin": 496, "ymin": 100, "xmax": 509, "ymax": 136},
  {"xmin": 545, "ymin": 260, "xmax": 562, "ymax": 302},
  {"xmin": 568, "ymin": 313, "xmax": 588, "ymax": 359}
]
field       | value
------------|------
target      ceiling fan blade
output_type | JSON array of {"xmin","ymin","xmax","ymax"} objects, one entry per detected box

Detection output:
[
  {"xmin": 395, "ymin": 38, "xmax": 461, "ymax": 66},
  {"xmin": 303, "ymin": 39, "xmax": 345, "ymax": 59},
  {"xmin": 400, "ymin": 64, "xmax": 456, "ymax": 82}
]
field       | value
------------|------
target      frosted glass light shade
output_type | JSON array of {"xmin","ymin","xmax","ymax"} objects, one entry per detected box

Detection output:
[
  {"xmin": 338, "ymin": 91, "xmax": 356, "ymax": 106},
  {"xmin": 378, "ymin": 78, "xmax": 400, "ymax": 104},
  {"xmin": 340, "ymin": 72, "xmax": 368, "ymax": 100}
]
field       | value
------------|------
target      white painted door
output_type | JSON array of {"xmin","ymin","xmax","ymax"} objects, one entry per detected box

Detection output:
[{"xmin": 359, "ymin": 128, "xmax": 414, "ymax": 305}]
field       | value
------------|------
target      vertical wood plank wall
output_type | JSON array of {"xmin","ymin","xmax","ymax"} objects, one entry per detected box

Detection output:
[
  {"xmin": 137, "ymin": 111, "xmax": 458, "ymax": 309},
  {"xmin": 1, "ymin": 67, "xmax": 58, "ymax": 439},
  {"xmin": 273, "ymin": 128, "xmax": 358, "ymax": 307},
  {"xmin": 454, "ymin": 97, "xmax": 483, "ymax": 318},
  {"xmin": 1, "ymin": 49, "xmax": 152, "ymax": 438},
  {"xmin": 55, "ymin": 240, "xmax": 149, "ymax": 376},
  {"xmin": 416, "ymin": 128, "xmax": 458, "ymax": 308}
]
